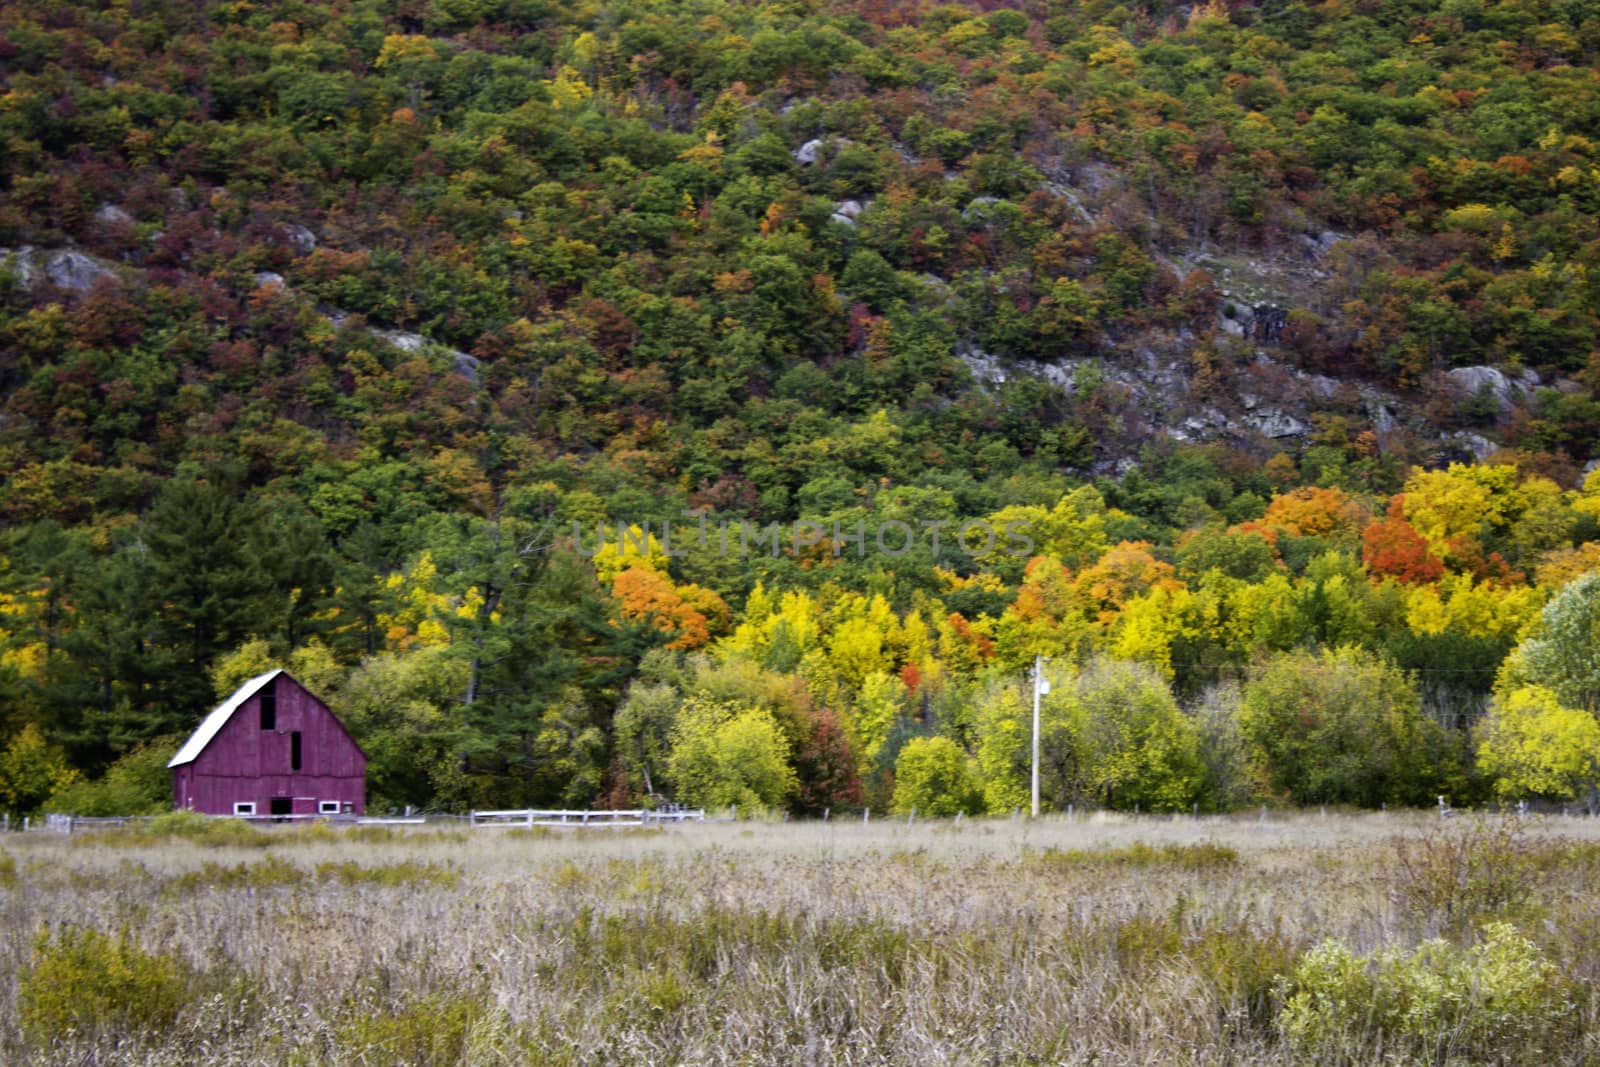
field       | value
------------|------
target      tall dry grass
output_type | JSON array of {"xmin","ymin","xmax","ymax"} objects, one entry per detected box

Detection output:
[{"xmin": 0, "ymin": 811, "xmax": 1598, "ymax": 1064}]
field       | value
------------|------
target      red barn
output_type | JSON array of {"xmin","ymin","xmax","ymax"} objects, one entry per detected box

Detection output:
[{"xmin": 168, "ymin": 670, "xmax": 366, "ymax": 818}]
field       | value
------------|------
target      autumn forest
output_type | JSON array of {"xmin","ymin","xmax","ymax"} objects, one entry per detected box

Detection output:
[{"xmin": 3, "ymin": 0, "xmax": 1600, "ymax": 818}]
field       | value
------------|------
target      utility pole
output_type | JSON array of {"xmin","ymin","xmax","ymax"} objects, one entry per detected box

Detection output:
[{"xmin": 1032, "ymin": 655, "xmax": 1049, "ymax": 818}]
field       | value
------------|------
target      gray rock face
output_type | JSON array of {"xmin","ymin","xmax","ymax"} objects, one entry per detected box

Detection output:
[
  {"xmin": 1297, "ymin": 230, "xmax": 1343, "ymax": 259},
  {"xmin": 1371, "ymin": 403, "xmax": 1398, "ymax": 435},
  {"xmin": 1076, "ymin": 161, "xmax": 1120, "ymax": 195},
  {"xmin": 831, "ymin": 199, "xmax": 864, "ymax": 226},
  {"xmin": 0, "ymin": 247, "xmax": 119, "ymax": 291},
  {"xmin": 342, "ymin": 319, "xmax": 480, "ymax": 382},
  {"xmin": 956, "ymin": 344, "xmax": 1007, "ymax": 389},
  {"xmin": 1039, "ymin": 181, "xmax": 1095, "ymax": 225},
  {"xmin": 373, "ymin": 327, "xmax": 427, "ymax": 353},
  {"xmin": 794, "ymin": 137, "xmax": 851, "ymax": 165},
  {"xmin": 253, "ymin": 271, "xmax": 285, "ymax": 288},
  {"xmin": 453, "ymin": 352, "xmax": 482, "ymax": 382},
  {"xmin": 1217, "ymin": 300, "xmax": 1290, "ymax": 343},
  {"xmin": 0, "ymin": 247, "xmax": 36, "ymax": 286},
  {"xmin": 1446, "ymin": 433, "xmax": 1497, "ymax": 461},
  {"xmin": 94, "ymin": 204, "xmax": 134, "ymax": 226},
  {"xmin": 1444, "ymin": 365, "xmax": 1538, "ymax": 413},
  {"xmin": 1249, "ymin": 409, "xmax": 1307, "ymax": 439},
  {"xmin": 281, "ymin": 224, "xmax": 317, "ymax": 254},
  {"xmin": 47, "ymin": 249, "xmax": 117, "ymax": 289},
  {"xmin": 794, "ymin": 139, "xmax": 826, "ymax": 165},
  {"xmin": 1016, "ymin": 359, "xmax": 1077, "ymax": 392}
]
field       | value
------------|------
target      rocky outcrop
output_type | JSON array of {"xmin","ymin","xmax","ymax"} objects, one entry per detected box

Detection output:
[
  {"xmin": 281, "ymin": 224, "xmax": 317, "ymax": 254},
  {"xmin": 1444, "ymin": 365, "xmax": 1540, "ymax": 414},
  {"xmin": 0, "ymin": 246, "xmax": 120, "ymax": 290},
  {"xmin": 94, "ymin": 204, "xmax": 134, "ymax": 226},
  {"xmin": 959, "ymin": 329, "xmax": 1453, "ymax": 462},
  {"xmin": 793, "ymin": 137, "xmax": 851, "ymax": 165},
  {"xmin": 831, "ymin": 199, "xmax": 865, "ymax": 227},
  {"xmin": 326, "ymin": 316, "xmax": 481, "ymax": 383}
]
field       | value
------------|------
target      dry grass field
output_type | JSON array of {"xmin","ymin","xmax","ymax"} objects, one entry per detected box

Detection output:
[{"xmin": 3, "ymin": 811, "xmax": 1600, "ymax": 1065}]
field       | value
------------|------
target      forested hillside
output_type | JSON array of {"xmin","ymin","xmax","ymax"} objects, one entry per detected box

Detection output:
[{"xmin": 3, "ymin": 0, "xmax": 1600, "ymax": 816}]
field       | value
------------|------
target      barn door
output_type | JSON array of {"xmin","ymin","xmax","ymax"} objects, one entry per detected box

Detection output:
[{"xmin": 292, "ymin": 796, "xmax": 318, "ymax": 817}]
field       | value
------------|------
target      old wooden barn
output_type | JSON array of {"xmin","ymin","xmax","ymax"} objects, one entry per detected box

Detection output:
[{"xmin": 168, "ymin": 669, "xmax": 367, "ymax": 818}]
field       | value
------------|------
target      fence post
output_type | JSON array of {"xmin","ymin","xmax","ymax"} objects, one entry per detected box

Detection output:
[
  {"xmin": 823, "ymin": 808, "xmax": 830, "ymax": 823},
  {"xmin": 863, "ymin": 808, "xmax": 869, "ymax": 825},
  {"xmin": 1067, "ymin": 803, "xmax": 1073, "ymax": 823},
  {"xmin": 908, "ymin": 807, "xmax": 915, "ymax": 827}
]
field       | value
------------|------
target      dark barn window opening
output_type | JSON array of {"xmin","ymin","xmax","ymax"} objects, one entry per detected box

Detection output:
[
  {"xmin": 291, "ymin": 730, "xmax": 302, "ymax": 771},
  {"xmin": 260, "ymin": 680, "xmax": 277, "ymax": 730}
]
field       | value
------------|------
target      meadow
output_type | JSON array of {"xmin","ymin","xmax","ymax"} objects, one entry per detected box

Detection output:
[{"xmin": 2, "ymin": 812, "xmax": 1599, "ymax": 1065}]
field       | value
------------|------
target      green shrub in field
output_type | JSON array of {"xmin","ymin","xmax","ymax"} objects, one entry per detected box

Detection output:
[
  {"xmin": 341, "ymin": 991, "xmax": 512, "ymax": 1065},
  {"xmin": 1031, "ymin": 841, "xmax": 1239, "ymax": 870},
  {"xmin": 1279, "ymin": 923, "xmax": 1573, "ymax": 1064},
  {"xmin": 19, "ymin": 925, "xmax": 193, "ymax": 1043},
  {"xmin": 138, "ymin": 809, "xmax": 271, "ymax": 848},
  {"xmin": 164, "ymin": 856, "xmax": 459, "ymax": 893},
  {"xmin": 315, "ymin": 859, "xmax": 459, "ymax": 887},
  {"xmin": 165, "ymin": 855, "xmax": 306, "ymax": 894},
  {"xmin": 0, "ymin": 848, "xmax": 15, "ymax": 888}
]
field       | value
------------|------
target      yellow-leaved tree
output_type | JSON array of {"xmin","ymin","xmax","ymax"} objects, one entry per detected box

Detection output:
[
  {"xmin": 590, "ymin": 524, "xmax": 670, "ymax": 584},
  {"xmin": 0, "ymin": 724, "xmax": 79, "ymax": 814},
  {"xmin": 825, "ymin": 593, "xmax": 899, "ymax": 690},
  {"xmin": 665, "ymin": 696, "xmax": 797, "ymax": 814},
  {"xmin": 1475, "ymin": 685, "xmax": 1600, "ymax": 802}
]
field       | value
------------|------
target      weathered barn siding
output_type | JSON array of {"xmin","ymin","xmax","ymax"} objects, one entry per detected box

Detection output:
[{"xmin": 171, "ymin": 672, "xmax": 366, "ymax": 816}]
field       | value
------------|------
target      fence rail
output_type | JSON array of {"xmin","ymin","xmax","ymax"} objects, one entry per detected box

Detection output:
[
  {"xmin": 469, "ymin": 808, "xmax": 705, "ymax": 828},
  {"xmin": 8, "ymin": 809, "xmax": 707, "ymax": 834},
  {"xmin": 22, "ymin": 800, "xmax": 1590, "ymax": 835},
  {"xmin": 26, "ymin": 813, "xmax": 460, "ymax": 833}
]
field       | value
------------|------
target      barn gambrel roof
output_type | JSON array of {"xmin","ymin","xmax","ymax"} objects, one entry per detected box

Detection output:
[{"xmin": 167, "ymin": 669, "xmax": 284, "ymax": 768}]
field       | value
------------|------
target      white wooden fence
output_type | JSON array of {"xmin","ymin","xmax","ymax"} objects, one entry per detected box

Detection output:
[{"xmin": 469, "ymin": 808, "xmax": 705, "ymax": 829}]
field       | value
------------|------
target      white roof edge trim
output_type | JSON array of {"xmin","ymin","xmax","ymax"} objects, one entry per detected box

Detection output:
[{"xmin": 167, "ymin": 668, "xmax": 285, "ymax": 768}]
